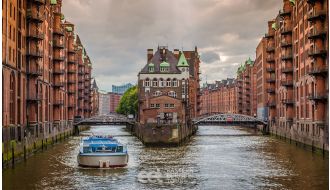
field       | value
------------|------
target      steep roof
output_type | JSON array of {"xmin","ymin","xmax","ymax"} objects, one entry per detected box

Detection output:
[
  {"xmin": 140, "ymin": 48, "xmax": 181, "ymax": 74},
  {"xmin": 177, "ymin": 52, "xmax": 189, "ymax": 67},
  {"xmin": 92, "ymin": 79, "xmax": 99, "ymax": 90}
]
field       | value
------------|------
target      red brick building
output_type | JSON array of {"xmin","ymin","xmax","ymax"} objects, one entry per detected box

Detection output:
[
  {"xmin": 264, "ymin": 0, "xmax": 328, "ymax": 150},
  {"xmin": 138, "ymin": 46, "xmax": 200, "ymax": 125},
  {"xmin": 109, "ymin": 92, "xmax": 121, "ymax": 113},
  {"xmin": 199, "ymin": 78, "xmax": 237, "ymax": 115},
  {"xmin": 2, "ymin": 0, "xmax": 93, "ymax": 156}
]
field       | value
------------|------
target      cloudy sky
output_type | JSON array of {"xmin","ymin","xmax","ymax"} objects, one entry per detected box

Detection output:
[{"xmin": 62, "ymin": 0, "xmax": 282, "ymax": 92}]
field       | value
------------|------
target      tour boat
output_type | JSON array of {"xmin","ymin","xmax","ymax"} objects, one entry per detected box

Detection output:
[{"xmin": 77, "ymin": 135, "xmax": 128, "ymax": 168}]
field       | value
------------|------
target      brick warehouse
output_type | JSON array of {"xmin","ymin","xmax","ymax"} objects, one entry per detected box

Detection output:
[
  {"xmin": 2, "ymin": 0, "xmax": 94, "ymax": 161},
  {"xmin": 199, "ymin": 0, "xmax": 328, "ymax": 151},
  {"xmin": 137, "ymin": 46, "xmax": 200, "ymax": 145},
  {"xmin": 264, "ymin": 0, "xmax": 328, "ymax": 150}
]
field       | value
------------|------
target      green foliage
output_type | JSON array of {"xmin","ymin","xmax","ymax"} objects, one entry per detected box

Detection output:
[{"xmin": 116, "ymin": 86, "xmax": 138, "ymax": 116}]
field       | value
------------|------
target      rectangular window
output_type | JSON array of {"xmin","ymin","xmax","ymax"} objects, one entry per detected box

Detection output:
[
  {"xmin": 165, "ymin": 104, "xmax": 169, "ymax": 108},
  {"xmin": 155, "ymin": 104, "xmax": 160, "ymax": 108},
  {"xmin": 10, "ymin": 3, "xmax": 12, "ymax": 17},
  {"xmin": 170, "ymin": 104, "xmax": 174, "ymax": 108},
  {"xmin": 150, "ymin": 104, "xmax": 155, "ymax": 108}
]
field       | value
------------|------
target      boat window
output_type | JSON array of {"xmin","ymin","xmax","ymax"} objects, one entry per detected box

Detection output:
[
  {"xmin": 83, "ymin": 147, "xmax": 92, "ymax": 153},
  {"xmin": 116, "ymin": 146, "xmax": 123, "ymax": 152}
]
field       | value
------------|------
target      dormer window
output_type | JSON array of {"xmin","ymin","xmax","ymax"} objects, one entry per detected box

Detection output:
[
  {"xmin": 160, "ymin": 61, "xmax": 170, "ymax": 72},
  {"xmin": 148, "ymin": 62, "xmax": 154, "ymax": 72}
]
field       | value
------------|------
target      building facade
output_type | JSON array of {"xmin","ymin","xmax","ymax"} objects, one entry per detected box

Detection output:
[
  {"xmin": 112, "ymin": 83, "xmax": 133, "ymax": 94},
  {"xmin": 2, "ymin": 0, "xmax": 93, "ymax": 159},
  {"xmin": 98, "ymin": 91, "xmax": 110, "ymax": 115},
  {"xmin": 264, "ymin": 0, "xmax": 328, "ymax": 150},
  {"xmin": 91, "ymin": 79, "xmax": 99, "ymax": 116},
  {"xmin": 109, "ymin": 92, "xmax": 121, "ymax": 113},
  {"xmin": 138, "ymin": 46, "xmax": 200, "ymax": 125},
  {"xmin": 199, "ymin": 79, "xmax": 237, "ymax": 116}
]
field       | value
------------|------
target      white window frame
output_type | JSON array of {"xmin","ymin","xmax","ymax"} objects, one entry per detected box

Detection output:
[{"xmin": 166, "ymin": 79, "xmax": 171, "ymax": 87}]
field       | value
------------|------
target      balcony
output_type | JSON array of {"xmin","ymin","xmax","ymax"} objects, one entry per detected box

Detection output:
[
  {"xmin": 308, "ymin": 29, "xmax": 327, "ymax": 39},
  {"xmin": 68, "ymin": 89, "xmax": 76, "ymax": 94},
  {"xmin": 307, "ymin": 10, "xmax": 326, "ymax": 21},
  {"xmin": 265, "ymin": 33, "xmax": 274, "ymax": 38},
  {"xmin": 281, "ymin": 80, "xmax": 293, "ymax": 87},
  {"xmin": 266, "ymin": 67, "xmax": 275, "ymax": 72},
  {"xmin": 267, "ymin": 101, "xmax": 276, "ymax": 107},
  {"xmin": 53, "ymin": 82, "xmax": 65, "ymax": 88},
  {"xmin": 78, "ymin": 70, "xmax": 84, "ymax": 75},
  {"xmin": 53, "ymin": 55, "xmax": 65, "ymax": 61},
  {"xmin": 26, "ymin": 49, "xmax": 43, "ymax": 58},
  {"xmin": 244, "ymin": 81, "xmax": 250, "ymax": 84},
  {"xmin": 280, "ymin": 41, "xmax": 292, "ymax": 48},
  {"xmin": 32, "ymin": 0, "xmax": 45, "ymax": 5},
  {"xmin": 27, "ymin": 31, "xmax": 44, "ymax": 41},
  {"xmin": 53, "ymin": 100, "xmax": 64, "ymax": 106},
  {"xmin": 68, "ymin": 104, "xmax": 76, "ymax": 108},
  {"xmin": 282, "ymin": 99, "xmax": 295, "ymax": 105},
  {"xmin": 266, "ymin": 57, "xmax": 275, "ymax": 63},
  {"xmin": 68, "ymin": 80, "xmax": 77, "ymax": 84},
  {"xmin": 68, "ymin": 47, "xmax": 76, "ymax": 54},
  {"xmin": 68, "ymin": 56, "xmax": 76, "ymax": 64},
  {"xmin": 53, "ymin": 28, "xmax": 65, "ymax": 36},
  {"xmin": 307, "ymin": 65, "xmax": 328, "ymax": 76},
  {"xmin": 307, "ymin": 93, "xmax": 328, "ymax": 102},
  {"xmin": 279, "ymin": 9, "xmax": 291, "ymax": 17},
  {"xmin": 244, "ymin": 74, "xmax": 250, "ymax": 78},
  {"xmin": 281, "ymin": 53, "xmax": 293, "ymax": 61},
  {"xmin": 26, "ymin": 12, "xmax": 45, "ymax": 23},
  {"xmin": 68, "ymin": 69, "xmax": 76, "ymax": 74},
  {"xmin": 308, "ymin": 48, "xmax": 327, "ymax": 57},
  {"xmin": 307, "ymin": 0, "xmax": 325, "ymax": 4},
  {"xmin": 266, "ymin": 46, "xmax": 275, "ymax": 52},
  {"xmin": 53, "ymin": 40, "xmax": 65, "ymax": 49},
  {"xmin": 238, "ymin": 91, "xmax": 243, "ymax": 94},
  {"xmin": 27, "ymin": 66, "xmax": 43, "ymax": 77},
  {"xmin": 281, "ymin": 65, "xmax": 294, "ymax": 73},
  {"xmin": 266, "ymin": 78, "xmax": 276, "ymax": 83},
  {"xmin": 281, "ymin": 26, "xmax": 292, "ymax": 35},
  {"xmin": 53, "ymin": 68, "xmax": 65, "ymax": 75},
  {"xmin": 267, "ymin": 88, "xmax": 275, "ymax": 93},
  {"xmin": 27, "ymin": 94, "xmax": 42, "ymax": 102}
]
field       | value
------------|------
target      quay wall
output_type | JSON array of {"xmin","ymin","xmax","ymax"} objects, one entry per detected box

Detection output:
[
  {"xmin": 129, "ymin": 123, "xmax": 197, "ymax": 146},
  {"xmin": 2, "ymin": 124, "xmax": 89, "ymax": 169},
  {"xmin": 269, "ymin": 122, "xmax": 328, "ymax": 153}
]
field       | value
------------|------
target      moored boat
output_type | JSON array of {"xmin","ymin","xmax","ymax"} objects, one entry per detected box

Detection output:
[{"xmin": 77, "ymin": 136, "xmax": 128, "ymax": 168}]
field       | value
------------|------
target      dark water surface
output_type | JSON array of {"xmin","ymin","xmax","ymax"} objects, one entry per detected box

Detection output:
[{"xmin": 3, "ymin": 125, "xmax": 329, "ymax": 190}]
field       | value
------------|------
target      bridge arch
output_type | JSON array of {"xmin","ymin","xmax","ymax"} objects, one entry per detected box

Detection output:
[{"xmin": 193, "ymin": 113, "xmax": 267, "ymax": 125}]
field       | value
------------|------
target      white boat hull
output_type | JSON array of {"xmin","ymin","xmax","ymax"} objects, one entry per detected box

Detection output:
[{"xmin": 78, "ymin": 154, "xmax": 128, "ymax": 168}]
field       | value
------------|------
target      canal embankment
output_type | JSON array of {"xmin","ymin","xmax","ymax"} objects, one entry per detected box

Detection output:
[{"xmin": 2, "ymin": 125, "xmax": 90, "ymax": 169}]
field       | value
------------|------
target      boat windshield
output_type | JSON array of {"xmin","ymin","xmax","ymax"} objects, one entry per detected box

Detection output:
[{"xmin": 83, "ymin": 145, "xmax": 125, "ymax": 153}]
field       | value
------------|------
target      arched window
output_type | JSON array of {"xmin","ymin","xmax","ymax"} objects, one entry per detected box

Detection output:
[
  {"xmin": 168, "ymin": 91, "xmax": 177, "ymax": 98},
  {"xmin": 152, "ymin": 78, "xmax": 158, "ymax": 87},
  {"xmin": 145, "ymin": 78, "xmax": 150, "ymax": 87},
  {"xmin": 159, "ymin": 78, "xmax": 164, "ymax": 87},
  {"xmin": 9, "ymin": 72, "xmax": 15, "ymax": 124},
  {"xmin": 172, "ymin": 78, "xmax": 178, "ymax": 87},
  {"xmin": 166, "ymin": 78, "xmax": 171, "ymax": 87}
]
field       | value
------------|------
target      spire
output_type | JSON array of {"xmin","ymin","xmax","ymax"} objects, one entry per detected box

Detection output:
[
  {"xmin": 177, "ymin": 52, "xmax": 189, "ymax": 67},
  {"xmin": 92, "ymin": 79, "xmax": 99, "ymax": 90}
]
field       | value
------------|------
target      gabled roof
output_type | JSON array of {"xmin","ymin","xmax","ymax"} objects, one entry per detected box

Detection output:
[{"xmin": 92, "ymin": 79, "xmax": 99, "ymax": 90}]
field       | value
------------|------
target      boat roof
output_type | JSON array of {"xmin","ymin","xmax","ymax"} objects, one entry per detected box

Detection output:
[{"xmin": 82, "ymin": 136, "xmax": 123, "ymax": 148}]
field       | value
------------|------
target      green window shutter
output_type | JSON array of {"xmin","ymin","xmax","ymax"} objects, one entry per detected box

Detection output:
[
  {"xmin": 289, "ymin": 0, "xmax": 295, "ymax": 5},
  {"xmin": 271, "ymin": 22, "xmax": 277, "ymax": 30}
]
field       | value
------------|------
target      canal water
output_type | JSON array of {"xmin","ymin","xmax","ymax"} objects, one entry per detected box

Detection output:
[{"xmin": 3, "ymin": 125, "xmax": 329, "ymax": 190}]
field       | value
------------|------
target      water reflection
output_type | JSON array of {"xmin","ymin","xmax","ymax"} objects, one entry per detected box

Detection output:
[{"xmin": 3, "ymin": 125, "xmax": 328, "ymax": 190}]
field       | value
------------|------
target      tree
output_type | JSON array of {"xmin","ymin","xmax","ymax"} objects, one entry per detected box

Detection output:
[{"xmin": 116, "ymin": 86, "xmax": 138, "ymax": 116}]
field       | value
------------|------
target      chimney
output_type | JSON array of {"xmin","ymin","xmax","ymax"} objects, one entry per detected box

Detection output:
[
  {"xmin": 147, "ymin": 49, "xmax": 153, "ymax": 61},
  {"xmin": 173, "ymin": 49, "xmax": 179, "ymax": 59}
]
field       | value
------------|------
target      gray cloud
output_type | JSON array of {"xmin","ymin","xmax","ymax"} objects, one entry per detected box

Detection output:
[{"xmin": 62, "ymin": 0, "xmax": 281, "ymax": 91}]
